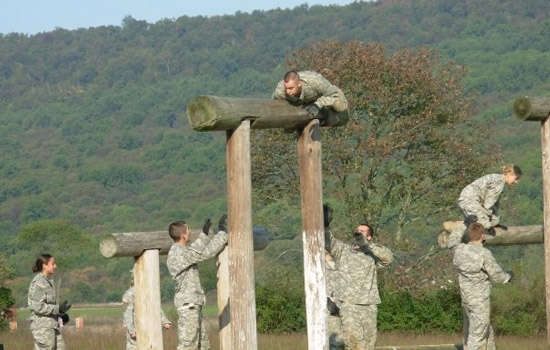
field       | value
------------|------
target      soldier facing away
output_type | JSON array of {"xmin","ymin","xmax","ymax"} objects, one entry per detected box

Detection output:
[
  {"xmin": 122, "ymin": 286, "xmax": 172, "ymax": 350},
  {"xmin": 167, "ymin": 215, "xmax": 228, "ymax": 350},
  {"xmin": 272, "ymin": 70, "xmax": 348, "ymax": 120},
  {"xmin": 453, "ymin": 222, "xmax": 512, "ymax": 350},
  {"xmin": 448, "ymin": 165, "xmax": 522, "ymax": 248},
  {"xmin": 323, "ymin": 205, "xmax": 394, "ymax": 350},
  {"xmin": 28, "ymin": 254, "xmax": 71, "ymax": 350}
]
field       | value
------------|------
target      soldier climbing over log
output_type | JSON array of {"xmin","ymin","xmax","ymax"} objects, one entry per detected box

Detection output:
[
  {"xmin": 447, "ymin": 165, "xmax": 522, "ymax": 248},
  {"xmin": 272, "ymin": 70, "xmax": 348, "ymax": 123}
]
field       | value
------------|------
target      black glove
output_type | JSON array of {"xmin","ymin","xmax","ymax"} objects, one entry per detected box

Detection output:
[
  {"xmin": 202, "ymin": 218, "xmax": 212, "ymax": 234},
  {"xmin": 218, "ymin": 214, "xmax": 227, "ymax": 233},
  {"xmin": 487, "ymin": 227, "xmax": 497, "ymax": 236},
  {"xmin": 305, "ymin": 104, "xmax": 320, "ymax": 118},
  {"xmin": 507, "ymin": 271, "xmax": 514, "ymax": 283},
  {"xmin": 495, "ymin": 224, "xmax": 508, "ymax": 231},
  {"xmin": 60, "ymin": 313, "xmax": 70, "ymax": 325},
  {"xmin": 463, "ymin": 215, "xmax": 478, "ymax": 227},
  {"xmin": 59, "ymin": 300, "xmax": 71, "ymax": 314},
  {"xmin": 327, "ymin": 298, "xmax": 340, "ymax": 317},
  {"xmin": 323, "ymin": 204, "xmax": 333, "ymax": 228}
]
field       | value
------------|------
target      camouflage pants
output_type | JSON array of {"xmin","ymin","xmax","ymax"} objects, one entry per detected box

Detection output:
[
  {"xmin": 328, "ymin": 313, "xmax": 345, "ymax": 350},
  {"xmin": 458, "ymin": 199, "xmax": 495, "ymax": 229},
  {"xmin": 340, "ymin": 303, "xmax": 377, "ymax": 350},
  {"xmin": 177, "ymin": 304, "xmax": 209, "ymax": 350},
  {"xmin": 30, "ymin": 325, "xmax": 65, "ymax": 350},
  {"xmin": 462, "ymin": 302, "xmax": 495, "ymax": 350}
]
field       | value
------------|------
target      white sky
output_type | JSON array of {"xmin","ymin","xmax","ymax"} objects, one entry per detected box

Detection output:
[{"xmin": 0, "ymin": 0, "xmax": 361, "ymax": 35}]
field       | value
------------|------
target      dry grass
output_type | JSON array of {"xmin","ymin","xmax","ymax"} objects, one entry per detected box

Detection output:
[{"xmin": 4, "ymin": 309, "xmax": 545, "ymax": 350}]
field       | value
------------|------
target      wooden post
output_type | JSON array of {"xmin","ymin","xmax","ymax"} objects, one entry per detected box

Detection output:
[
  {"xmin": 217, "ymin": 248, "xmax": 231, "ymax": 350},
  {"xmin": 226, "ymin": 120, "xmax": 257, "ymax": 350},
  {"xmin": 514, "ymin": 95, "xmax": 550, "ymax": 349},
  {"xmin": 298, "ymin": 119, "xmax": 327, "ymax": 350},
  {"xmin": 542, "ymin": 117, "xmax": 550, "ymax": 350},
  {"xmin": 134, "ymin": 250, "xmax": 163, "ymax": 350}
]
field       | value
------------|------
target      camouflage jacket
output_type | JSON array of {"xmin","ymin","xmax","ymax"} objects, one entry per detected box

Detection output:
[
  {"xmin": 453, "ymin": 243, "xmax": 510, "ymax": 305},
  {"xmin": 272, "ymin": 70, "xmax": 347, "ymax": 110},
  {"xmin": 167, "ymin": 231, "xmax": 228, "ymax": 306},
  {"xmin": 122, "ymin": 287, "xmax": 171, "ymax": 334},
  {"xmin": 28, "ymin": 273, "xmax": 59, "ymax": 329},
  {"xmin": 458, "ymin": 174, "xmax": 505, "ymax": 227},
  {"xmin": 326, "ymin": 230, "xmax": 393, "ymax": 305}
]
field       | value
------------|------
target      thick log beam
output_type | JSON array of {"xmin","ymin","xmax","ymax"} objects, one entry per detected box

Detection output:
[
  {"xmin": 513, "ymin": 96, "xmax": 550, "ymax": 121},
  {"xmin": 186, "ymin": 95, "xmax": 348, "ymax": 131},
  {"xmin": 100, "ymin": 227, "xmax": 269, "ymax": 258},
  {"xmin": 438, "ymin": 222, "xmax": 543, "ymax": 247}
]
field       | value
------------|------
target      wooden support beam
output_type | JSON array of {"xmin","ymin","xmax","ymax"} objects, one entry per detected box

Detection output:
[
  {"xmin": 514, "ymin": 96, "xmax": 550, "ymax": 121},
  {"xmin": 376, "ymin": 344, "xmax": 463, "ymax": 350},
  {"xmin": 438, "ymin": 223, "xmax": 543, "ymax": 247},
  {"xmin": 134, "ymin": 250, "xmax": 163, "ymax": 350},
  {"xmin": 226, "ymin": 120, "xmax": 258, "ymax": 350},
  {"xmin": 186, "ymin": 95, "xmax": 348, "ymax": 131},
  {"xmin": 541, "ymin": 117, "xmax": 550, "ymax": 350},
  {"xmin": 100, "ymin": 227, "xmax": 269, "ymax": 258},
  {"xmin": 298, "ymin": 119, "xmax": 327, "ymax": 350}
]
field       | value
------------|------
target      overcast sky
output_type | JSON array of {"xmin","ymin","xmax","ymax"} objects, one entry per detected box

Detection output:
[{"xmin": 0, "ymin": 0, "xmax": 360, "ymax": 35}]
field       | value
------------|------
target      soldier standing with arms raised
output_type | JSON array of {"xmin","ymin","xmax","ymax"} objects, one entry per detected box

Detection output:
[
  {"xmin": 453, "ymin": 222, "xmax": 512, "ymax": 350},
  {"xmin": 323, "ymin": 205, "xmax": 393, "ymax": 350}
]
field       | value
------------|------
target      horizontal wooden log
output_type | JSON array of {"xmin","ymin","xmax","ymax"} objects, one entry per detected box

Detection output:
[
  {"xmin": 438, "ymin": 222, "xmax": 543, "ymax": 247},
  {"xmin": 514, "ymin": 96, "xmax": 550, "ymax": 121},
  {"xmin": 100, "ymin": 227, "xmax": 270, "ymax": 258},
  {"xmin": 376, "ymin": 345, "xmax": 462, "ymax": 350},
  {"xmin": 186, "ymin": 95, "xmax": 348, "ymax": 131}
]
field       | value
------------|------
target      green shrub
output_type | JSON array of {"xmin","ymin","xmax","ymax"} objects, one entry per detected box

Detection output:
[{"xmin": 255, "ymin": 284, "xmax": 306, "ymax": 333}]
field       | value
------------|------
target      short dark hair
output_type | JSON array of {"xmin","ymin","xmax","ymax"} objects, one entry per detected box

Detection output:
[
  {"xmin": 168, "ymin": 221, "xmax": 188, "ymax": 241},
  {"xmin": 283, "ymin": 70, "xmax": 300, "ymax": 82},
  {"xmin": 468, "ymin": 223, "xmax": 484, "ymax": 241},
  {"xmin": 32, "ymin": 254, "xmax": 53, "ymax": 273}
]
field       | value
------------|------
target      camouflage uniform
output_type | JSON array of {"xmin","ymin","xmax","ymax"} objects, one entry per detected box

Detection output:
[
  {"xmin": 122, "ymin": 286, "xmax": 172, "ymax": 350},
  {"xmin": 448, "ymin": 174, "xmax": 505, "ymax": 248},
  {"xmin": 28, "ymin": 273, "xmax": 65, "ymax": 350},
  {"xmin": 326, "ymin": 255, "xmax": 344, "ymax": 350},
  {"xmin": 272, "ymin": 70, "xmax": 348, "ymax": 112},
  {"xmin": 167, "ymin": 231, "xmax": 228, "ymax": 350},
  {"xmin": 453, "ymin": 243, "xmax": 511, "ymax": 350},
  {"xmin": 326, "ymin": 230, "xmax": 393, "ymax": 350}
]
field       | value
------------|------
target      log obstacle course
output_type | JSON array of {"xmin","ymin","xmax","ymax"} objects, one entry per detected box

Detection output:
[
  {"xmin": 186, "ymin": 97, "xmax": 349, "ymax": 350},
  {"xmin": 99, "ymin": 228, "xmax": 269, "ymax": 350},
  {"xmin": 514, "ymin": 95, "xmax": 550, "ymax": 350},
  {"xmin": 438, "ymin": 222, "xmax": 543, "ymax": 248}
]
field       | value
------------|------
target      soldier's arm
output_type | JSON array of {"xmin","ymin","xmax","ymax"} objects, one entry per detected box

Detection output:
[
  {"xmin": 368, "ymin": 242, "xmax": 394, "ymax": 267},
  {"xmin": 272, "ymin": 81, "xmax": 286, "ymax": 100},
  {"xmin": 189, "ymin": 232, "xmax": 209, "ymax": 252},
  {"xmin": 483, "ymin": 251, "xmax": 511, "ymax": 284},
  {"xmin": 482, "ymin": 176, "xmax": 505, "ymax": 221},
  {"xmin": 325, "ymin": 228, "xmax": 345, "ymax": 262},
  {"xmin": 310, "ymin": 76, "xmax": 343, "ymax": 109},
  {"xmin": 196, "ymin": 231, "xmax": 228, "ymax": 262},
  {"xmin": 28, "ymin": 282, "xmax": 58, "ymax": 316},
  {"xmin": 123, "ymin": 302, "xmax": 135, "ymax": 334}
]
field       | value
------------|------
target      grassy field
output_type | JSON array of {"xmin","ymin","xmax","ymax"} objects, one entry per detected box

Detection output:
[{"xmin": 2, "ymin": 305, "xmax": 546, "ymax": 349}]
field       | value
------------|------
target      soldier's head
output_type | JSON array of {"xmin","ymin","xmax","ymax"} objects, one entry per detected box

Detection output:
[
  {"xmin": 168, "ymin": 221, "xmax": 190, "ymax": 244},
  {"xmin": 467, "ymin": 222, "xmax": 485, "ymax": 243},
  {"xmin": 32, "ymin": 254, "xmax": 56, "ymax": 276},
  {"xmin": 502, "ymin": 164, "xmax": 522, "ymax": 186},
  {"xmin": 283, "ymin": 70, "xmax": 302, "ymax": 98},
  {"xmin": 353, "ymin": 224, "xmax": 374, "ymax": 246}
]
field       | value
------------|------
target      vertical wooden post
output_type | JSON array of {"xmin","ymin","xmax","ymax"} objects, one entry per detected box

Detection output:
[
  {"xmin": 134, "ymin": 250, "xmax": 163, "ymax": 350},
  {"xmin": 541, "ymin": 118, "xmax": 550, "ymax": 350},
  {"xmin": 298, "ymin": 119, "xmax": 328, "ymax": 350},
  {"xmin": 217, "ymin": 248, "xmax": 231, "ymax": 350},
  {"xmin": 226, "ymin": 120, "xmax": 258, "ymax": 350}
]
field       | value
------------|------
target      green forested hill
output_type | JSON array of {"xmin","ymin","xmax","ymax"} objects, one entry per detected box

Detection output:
[{"xmin": 1, "ymin": 0, "xmax": 549, "ymax": 318}]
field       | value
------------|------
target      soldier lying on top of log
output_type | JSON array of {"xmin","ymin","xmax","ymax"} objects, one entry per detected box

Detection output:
[
  {"xmin": 445, "ymin": 165, "xmax": 522, "ymax": 249},
  {"xmin": 272, "ymin": 70, "xmax": 348, "ymax": 125}
]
